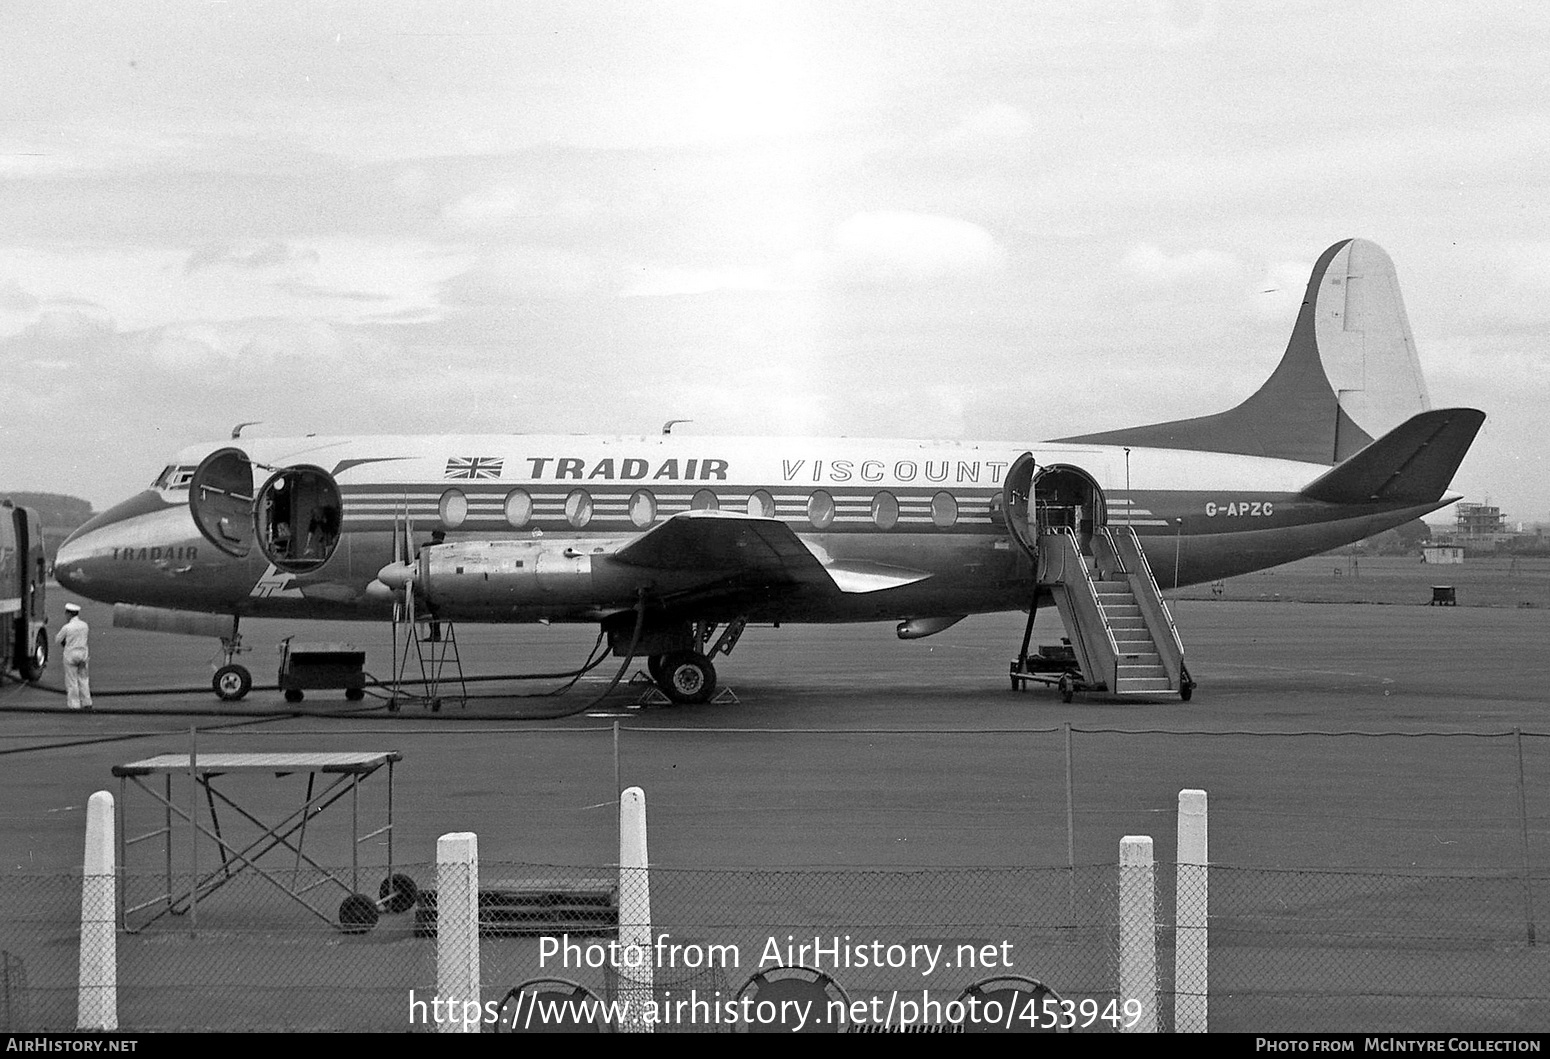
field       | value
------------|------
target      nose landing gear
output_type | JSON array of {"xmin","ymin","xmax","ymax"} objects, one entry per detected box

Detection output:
[{"xmin": 211, "ymin": 620, "xmax": 251, "ymax": 701}]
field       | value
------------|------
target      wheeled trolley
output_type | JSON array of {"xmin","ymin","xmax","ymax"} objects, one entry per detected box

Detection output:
[
  {"xmin": 1009, "ymin": 641, "xmax": 1091, "ymax": 702},
  {"xmin": 278, "ymin": 639, "xmax": 367, "ymax": 703},
  {"xmin": 113, "ymin": 751, "xmax": 413, "ymax": 933}
]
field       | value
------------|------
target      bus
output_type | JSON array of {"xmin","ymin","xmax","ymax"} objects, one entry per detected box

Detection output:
[{"xmin": 1, "ymin": 498, "xmax": 48, "ymax": 681}]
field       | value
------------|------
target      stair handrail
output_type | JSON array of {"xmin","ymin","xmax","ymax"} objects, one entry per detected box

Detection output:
[
  {"xmin": 1095, "ymin": 526, "xmax": 1128, "ymax": 578},
  {"xmin": 1117, "ymin": 526, "xmax": 1185, "ymax": 662},
  {"xmin": 1055, "ymin": 526, "xmax": 1122, "ymax": 686}
]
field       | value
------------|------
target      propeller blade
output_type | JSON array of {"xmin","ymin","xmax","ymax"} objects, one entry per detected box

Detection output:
[{"xmin": 404, "ymin": 511, "xmax": 415, "ymax": 572}]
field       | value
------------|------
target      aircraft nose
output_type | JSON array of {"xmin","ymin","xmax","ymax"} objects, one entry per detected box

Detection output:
[
  {"xmin": 54, "ymin": 490, "xmax": 186, "ymax": 601},
  {"xmin": 53, "ymin": 524, "xmax": 100, "ymax": 594}
]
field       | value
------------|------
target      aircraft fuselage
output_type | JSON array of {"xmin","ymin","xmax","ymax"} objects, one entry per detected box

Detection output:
[{"xmin": 55, "ymin": 433, "xmax": 1446, "ymax": 624}]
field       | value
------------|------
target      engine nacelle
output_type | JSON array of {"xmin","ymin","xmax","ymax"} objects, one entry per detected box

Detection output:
[{"xmin": 419, "ymin": 540, "xmax": 615, "ymax": 610}]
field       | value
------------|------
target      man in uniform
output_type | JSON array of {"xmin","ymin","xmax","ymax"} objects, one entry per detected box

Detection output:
[{"xmin": 56, "ymin": 602, "xmax": 92, "ymax": 710}]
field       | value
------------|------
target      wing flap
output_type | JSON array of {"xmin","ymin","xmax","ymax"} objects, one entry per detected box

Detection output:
[{"xmin": 612, "ymin": 511, "xmax": 930, "ymax": 594}]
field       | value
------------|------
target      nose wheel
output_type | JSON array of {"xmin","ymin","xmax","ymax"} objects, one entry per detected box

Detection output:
[
  {"xmin": 210, "ymin": 618, "xmax": 252, "ymax": 700},
  {"xmin": 213, "ymin": 663, "xmax": 252, "ymax": 701}
]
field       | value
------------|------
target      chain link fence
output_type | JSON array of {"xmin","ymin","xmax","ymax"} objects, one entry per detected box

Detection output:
[{"xmin": 5, "ymin": 858, "xmax": 1550, "ymax": 1031}]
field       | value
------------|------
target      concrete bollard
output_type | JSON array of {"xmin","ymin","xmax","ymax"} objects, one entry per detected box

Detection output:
[
  {"xmin": 77, "ymin": 791, "xmax": 117, "ymax": 1031},
  {"xmin": 436, "ymin": 832, "xmax": 480, "ymax": 1033},
  {"xmin": 1176, "ymin": 789, "xmax": 1209, "ymax": 1032},
  {"xmin": 618, "ymin": 786, "xmax": 653, "ymax": 1032},
  {"xmin": 1118, "ymin": 835, "xmax": 1157, "ymax": 1033}
]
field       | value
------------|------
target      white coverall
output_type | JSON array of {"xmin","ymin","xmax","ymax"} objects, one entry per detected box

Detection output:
[{"xmin": 56, "ymin": 615, "xmax": 92, "ymax": 709}]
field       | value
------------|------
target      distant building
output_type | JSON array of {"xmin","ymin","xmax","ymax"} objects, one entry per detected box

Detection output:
[
  {"xmin": 1422, "ymin": 545, "xmax": 1465, "ymax": 564},
  {"xmin": 1436, "ymin": 502, "xmax": 1517, "ymax": 551}
]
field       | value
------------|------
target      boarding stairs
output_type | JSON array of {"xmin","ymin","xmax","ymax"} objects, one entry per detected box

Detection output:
[{"xmin": 1032, "ymin": 526, "xmax": 1192, "ymax": 701}]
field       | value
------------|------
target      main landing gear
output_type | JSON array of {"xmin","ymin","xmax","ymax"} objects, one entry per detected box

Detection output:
[
  {"xmin": 641, "ymin": 618, "xmax": 746, "ymax": 705},
  {"xmin": 647, "ymin": 651, "xmax": 718, "ymax": 705}
]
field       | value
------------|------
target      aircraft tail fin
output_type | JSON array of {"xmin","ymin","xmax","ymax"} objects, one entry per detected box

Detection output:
[
  {"xmin": 1057, "ymin": 238, "xmax": 1437, "ymax": 464},
  {"xmin": 1299, "ymin": 408, "xmax": 1485, "ymax": 505}
]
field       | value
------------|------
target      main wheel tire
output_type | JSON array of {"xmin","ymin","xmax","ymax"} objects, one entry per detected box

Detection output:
[
  {"xmin": 213, "ymin": 664, "xmax": 252, "ymax": 701},
  {"xmin": 344, "ymin": 687, "xmax": 365, "ymax": 701},
  {"xmin": 20, "ymin": 631, "xmax": 47, "ymax": 683},
  {"xmin": 646, "ymin": 654, "xmax": 667, "ymax": 683},
  {"xmin": 659, "ymin": 651, "xmax": 717, "ymax": 705},
  {"xmin": 338, "ymin": 893, "xmax": 379, "ymax": 934},
  {"xmin": 284, "ymin": 688, "xmax": 304, "ymax": 703},
  {"xmin": 379, "ymin": 873, "xmax": 419, "ymax": 914}
]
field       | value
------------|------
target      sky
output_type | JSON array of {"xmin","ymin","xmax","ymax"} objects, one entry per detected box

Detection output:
[{"xmin": 1, "ymin": 0, "xmax": 1547, "ymax": 524}]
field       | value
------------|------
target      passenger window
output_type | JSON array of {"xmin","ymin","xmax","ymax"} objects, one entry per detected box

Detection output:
[
  {"xmin": 439, "ymin": 489, "xmax": 468, "ymax": 529},
  {"xmin": 747, "ymin": 490, "xmax": 775, "ymax": 518},
  {"xmin": 931, "ymin": 491, "xmax": 958, "ymax": 528},
  {"xmin": 807, "ymin": 490, "xmax": 835, "ymax": 530},
  {"xmin": 691, "ymin": 489, "xmax": 719, "ymax": 512},
  {"xmin": 872, "ymin": 492, "xmax": 898, "ymax": 530},
  {"xmin": 565, "ymin": 489, "xmax": 593, "ymax": 528},
  {"xmin": 504, "ymin": 489, "xmax": 532, "ymax": 528},
  {"xmin": 629, "ymin": 490, "xmax": 656, "ymax": 528}
]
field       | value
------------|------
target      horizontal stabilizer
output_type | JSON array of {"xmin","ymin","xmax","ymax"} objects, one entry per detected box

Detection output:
[{"xmin": 1299, "ymin": 408, "xmax": 1485, "ymax": 504}]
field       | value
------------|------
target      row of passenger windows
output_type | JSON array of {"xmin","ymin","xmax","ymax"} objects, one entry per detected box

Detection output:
[{"xmin": 434, "ymin": 488, "xmax": 973, "ymax": 531}]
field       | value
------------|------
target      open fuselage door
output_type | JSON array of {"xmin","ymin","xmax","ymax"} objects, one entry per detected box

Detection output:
[
  {"xmin": 188, "ymin": 447, "xmax": 258, "ymax": 559},
  {"xmin": 188, "ymin": 447, "xmax": 344, "ymax": 573},
  {"xmin": 1001, "ymin": 452, "xmax": 1038, "ymax": 561}
]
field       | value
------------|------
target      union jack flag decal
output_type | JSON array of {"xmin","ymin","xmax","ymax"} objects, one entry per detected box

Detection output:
[{"xmin": 444, "ymin": 456, "xmax": 504, "ymax": 480}]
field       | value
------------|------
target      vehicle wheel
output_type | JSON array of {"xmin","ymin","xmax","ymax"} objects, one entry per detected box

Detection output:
[
  {"xmin": 344, "ymin": 687, "xmax": 365, "ymax": 701},
  {"xmin": 338, "ymin": 893, "xmax": 379, "ymax": 934},
  {"xmin": 646, "ymin": 654, "xmax": 667, "ymax": 683},
  {"xmin": 284, "ymin": 688, "xmax": 304, "ymax": 703},
  {"xmin": 379, "ymin": 873, "xmax": 419, "ymax": 914},
  {"xmin": 659, "ymin": 651, "xmax": 716, "ymax": 705},
  {"xmin": 1180, "ymin": 664, "xmax": 1195, "ymax": 702},
  {"xmin": 1059, "ymin": 674, "xmax": 1075, "ymax": 703},
  {"xmin": 21, "ymin": 631, "xmax": 48, "ymax": 683},
  {"xmin": 213, "ymin": 664, "xmax": 252, "ymax": 701}
]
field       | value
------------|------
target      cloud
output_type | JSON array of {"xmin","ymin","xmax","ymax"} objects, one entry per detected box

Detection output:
[
  {"xmin": 1121, "ymin": 244, "xmax": 1240, "ymax": 284},
  {"xmin": 930, "ymin": 103, "xmax": 1037, "ymax": 157},
  {"xmin": 1250, "ymin": 258, "xmax": 1316, "ymax": 321},
  {"xmin": 619, "ymin": 266, "xmax": 782, "ymax": 298},
  {"xmin": 440, "ymin": 246, "xmax": 613, "ymax": 303},
  {"xmin": 821, "ymin": 211, "xmax": 1007, "ymax": 287},
  {"xmin": 0, "ymin": 241, "xmax": 468, "ymax": 336},
  {"xmin": 184, "ymin": 242, "xmax": 320, "ymax": 275}
]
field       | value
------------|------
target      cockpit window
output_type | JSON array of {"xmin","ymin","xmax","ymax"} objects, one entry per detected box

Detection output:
[{"xmin": 152, "ymin": 465, "xmax": 197, "ymax": 491}]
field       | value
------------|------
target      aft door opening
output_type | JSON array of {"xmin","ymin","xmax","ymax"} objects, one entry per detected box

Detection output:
[{"xmin": 1033, "ymin": 464, "xmax": 1106, "ymax": 553}]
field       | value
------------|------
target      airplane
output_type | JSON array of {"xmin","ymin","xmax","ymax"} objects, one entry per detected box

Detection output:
[{"xmin": 53, "ymin": 238, "xmax": 1485, "ymax": 705}]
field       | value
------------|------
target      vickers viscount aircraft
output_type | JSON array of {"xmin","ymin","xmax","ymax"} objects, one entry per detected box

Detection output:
[{"xmin": 54, "ymin": 239, "xmax": 1484, "ymax": 705}]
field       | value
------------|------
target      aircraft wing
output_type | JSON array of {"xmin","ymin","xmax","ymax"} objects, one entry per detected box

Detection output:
[{"xmin": 611, "ymin": 510, "xmax": 931, "ymax": 594}]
